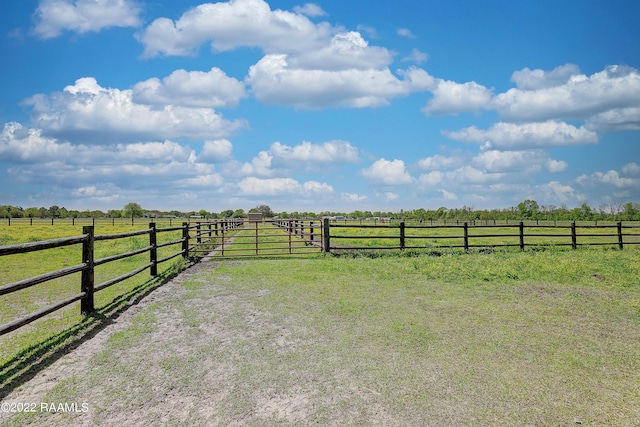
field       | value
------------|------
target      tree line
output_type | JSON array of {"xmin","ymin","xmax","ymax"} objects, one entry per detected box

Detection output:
[{"xmin": 1, "ymin": 200, "xmax": 639, "ymax": 222}]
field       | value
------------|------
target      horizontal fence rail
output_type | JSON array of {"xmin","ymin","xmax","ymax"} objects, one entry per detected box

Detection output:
[
  {"xmin": 0, "ymin": 223, "xmax": 191, "ymax": 336},
  {"xmin": 1, "ymin": 217, "xmax": 197, "ymax": 227},
  {"xmin": 188, "ymin": 219, "xmax": 322, "ymax": 258},
  {"xmin": 2, "ymin": 218, "xmax": 639, "ymax": 336},
  {"xmin": 323, "ymin": 219, "xmax": 640, "ymax": 252}
]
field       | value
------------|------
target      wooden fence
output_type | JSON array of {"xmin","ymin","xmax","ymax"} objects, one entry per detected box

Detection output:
[
  {"xmin": 0, "ymin": 220, "xmax": 244, "ymax": 337},
  {"xmin": 2, "ymin": 217, "xmax": 197, "ymax": 227},
  {"xmin": 205, "ymin": 218, "xmax": 322, "ymax": 257},
  {"xmin": 323, "ymin": 219, "xmax": 640, "ymax": 252},
  {"xmin": 2, "ymin": 218, "xmax": 638, "ymax": 336}
]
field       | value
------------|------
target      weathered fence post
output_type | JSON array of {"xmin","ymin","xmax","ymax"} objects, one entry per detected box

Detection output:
[
  {"xmin": 196, "ymin": 222, "xmax": 202, "ymax": 244},
  {"xmin": 310, "ymin": 221, "xmax": 315, "ymax": 245},
  {"xmin": 617, "ymin": 221, "xmax": 624, "ymax": 250},
  {"xmin": 182, "ymin": 222, "xmax": 189, "ymax": 259},
  {"xmin": 571, "ymin": 221, "xmax": 577, "ymax": 250},
  {"xmin": 323, "ymin": 218, "xmax": 331, "ymax": 253},
  {"xmin": 519, "ymin": 221, "xmax": 525, "ymax": 251},
  {"xmin": 255, "ymin": 220, "xmax": 259, "ymax": 255},
  {"xmin": 400, "ymin": 221, "xmax": 406, "ymax": 250},
  {"xmin": 149, "ymin": 222, "xmax": 157, "ymax": 276},
  {"xmin": 81, "ymin": 226, "xmax": 95, "ymax": 314},
  {"xmin": 463, "ymin": 222, "xmax": 469, "ymax": 251}
]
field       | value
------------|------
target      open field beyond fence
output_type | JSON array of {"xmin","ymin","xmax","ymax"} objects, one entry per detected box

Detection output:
[{"xmin": 326, "ymin": 220, "xmax": 640, "ymax": 251}]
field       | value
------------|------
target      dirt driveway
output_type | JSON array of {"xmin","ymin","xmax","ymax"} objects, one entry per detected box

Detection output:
[{"xmin": 0, "ymin": 261, "xmax": 399, "ymax": 426}]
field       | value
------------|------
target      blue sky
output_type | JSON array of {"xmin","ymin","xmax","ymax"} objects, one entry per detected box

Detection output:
[{"xmin": 1, "ymin": 0, "xmax": 639, "ymax": 213}]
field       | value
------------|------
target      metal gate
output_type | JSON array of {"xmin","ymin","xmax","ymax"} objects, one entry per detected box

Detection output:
[{"xmin": 188, "ymin": 218, "xmax": 324, "ymax": 258}]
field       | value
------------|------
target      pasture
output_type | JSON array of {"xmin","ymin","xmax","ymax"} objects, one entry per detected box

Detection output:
[
  {"xmin": 1, "ymin": 250, "xmax": 639, "ymax": 425},
  {"xmin": 1, "ymin": 222, "xmax": 639, "ymax": 425},
  {"xmin": 325, "ymin": 220, "xmax": 640, "ymax": 251}
]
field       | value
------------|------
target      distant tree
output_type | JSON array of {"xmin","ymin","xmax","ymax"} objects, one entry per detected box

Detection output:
[
  {"xmin": 622, "ymin": 202, "xmax": 639, "ymax": 221},
  {"xmin": 123, "ymin": 202, "xmax": 144, "ymax": 218},
  {"xmin": 251, "ymin": 204, "xmax": 274, "ymax": 217},
  {"xmin": 517, "ymin": 199, "xmax": 539, "ymax": 219},
  {"xmin": 25, "ymin": 207, "xmax": 39, "ymax": 218},
  {"xmin": 198, "ymin": 209, "xmax": 209, "ymax": 218},
  {"xmin": 109, "ymin": 209, "xmax": 123, "ymax": 218},
  {"xmin": 232, "ymin": 209, "xmax": 246, "ymax": 218},
  {"xmin": 606, "ymin": 200, "xmax": 623, "ymax": 218},
  {"xmin": 220, "ymin": 209, "xmax": 234, "ymax": 218},
  {"xmin": 413, "ymin": 208, "xmax": 428, "ymax": 221},
  {"xmin": 48, "ymin": 205, "xmax": 60, "ymax": 218},
  {"xmin": 571, "ymin": 202, "xmax": 593, "ymax": 221}
]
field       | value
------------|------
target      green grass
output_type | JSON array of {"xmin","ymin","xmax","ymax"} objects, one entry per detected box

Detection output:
[
  {"xmin": 4, "ymin": 247, "xmax": 638, "ymax": 425},
  {"xmin": 329, "ymin": 221, "xmax": 640, "ymax": 250},
  {"xmin": 0, "ymin": 223, "xmax": 189, "ymax": 390}
]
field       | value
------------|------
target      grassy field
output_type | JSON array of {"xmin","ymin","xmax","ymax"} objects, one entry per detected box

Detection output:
[
  {"xmin": 2, "ymin": 222, "xmax": 640, "ymax": 424},
  {"xmin": 1, "ymin": 248, "xmax": 639, "ymax": 425},
  {"xmin": 328, "ymin": 221, "xmax": 640, "ymax": 250},
  {"xmin": 0, "ymin": 222, "xmax": 190, "ymax": 387}
]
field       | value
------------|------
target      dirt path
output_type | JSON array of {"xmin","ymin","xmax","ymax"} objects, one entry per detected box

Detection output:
[
  {"xmin": 2, "ymin": 258, "xmax": 390, "ymax": 427},
  {"xmin": 0, "ymin": 262, "xmax": 221, "ymax": 426}
]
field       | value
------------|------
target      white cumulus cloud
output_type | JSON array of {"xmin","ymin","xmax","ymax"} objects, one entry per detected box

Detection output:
[
  {"xmin": 136, "ymin": 0, "xmax": 333, "ymax": 58},
  {"xmin": 585, "ymin": 107, "xmax": 640, "ymax": 132},
  {"xmin": 286, "ymin": 31, "xmax": 393, "ymax": 71},
  {"xmin": 200, "ymin": 139, "xmax": 233, "ymax": 162},
  {"xmin": 341, "ymin": 192, "xmax": 368, "ymax": 202},
  {"xmin": 423, "ymin": 79, "xmax": 492, "ymax": 115},
  {"xmin": 132, "ymin": 67, "xmax": 246, "ymax": 108},
  {"xmin": 32, "ymin": 0, "xmax": 142, "ymax": 39},
  {"xmin": 269, "ymin": 140, "xmax": 359, "ymax": 164},
  {"xmin": 444, "ymin": 120, "xmax": 598, "ymax": 150},
  {"xmin": 24, "ymin": 77, "xmax": 245, "ymax": 143},
  {"xmin": 237, "ymin": 176, "xmax": 333, "ymax": 195},
  {"xmin": 248, "ymin": 55, "xmax": 434, "ymax": 108},
  {"xmin": 360, "ymin": 158, "xmax": 414, "ymax": 185},
  {"xmin": 397, "ymin": 28, "xmax": 416, "ymax": 38},
  {"xmin": 510, "ymin": 63, "xmax": 581, "ymax": 90},
  {"xmin": 1, "ymin": 122, "xmax": 73, "ymax": 162},
  {"xmin": 492, "ymin": 65, "xmax": 640, "ymax": 123},
  {"xmin": 293, "ymin": 3, "xmax": 326, "ymax": 17},
  {"xmin": 402, "ymin": 48, "xmax": 429, "ymax": 64}
]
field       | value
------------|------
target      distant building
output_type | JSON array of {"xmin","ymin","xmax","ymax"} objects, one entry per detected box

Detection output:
[{"xmin": 248, "ymin": 212, "xmax": 264, "ymax": 222}]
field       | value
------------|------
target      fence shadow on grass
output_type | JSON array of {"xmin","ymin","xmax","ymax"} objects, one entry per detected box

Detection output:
[{"xmin": 0, "ymin": 260, "xmax": 188, "ymax": 399}]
